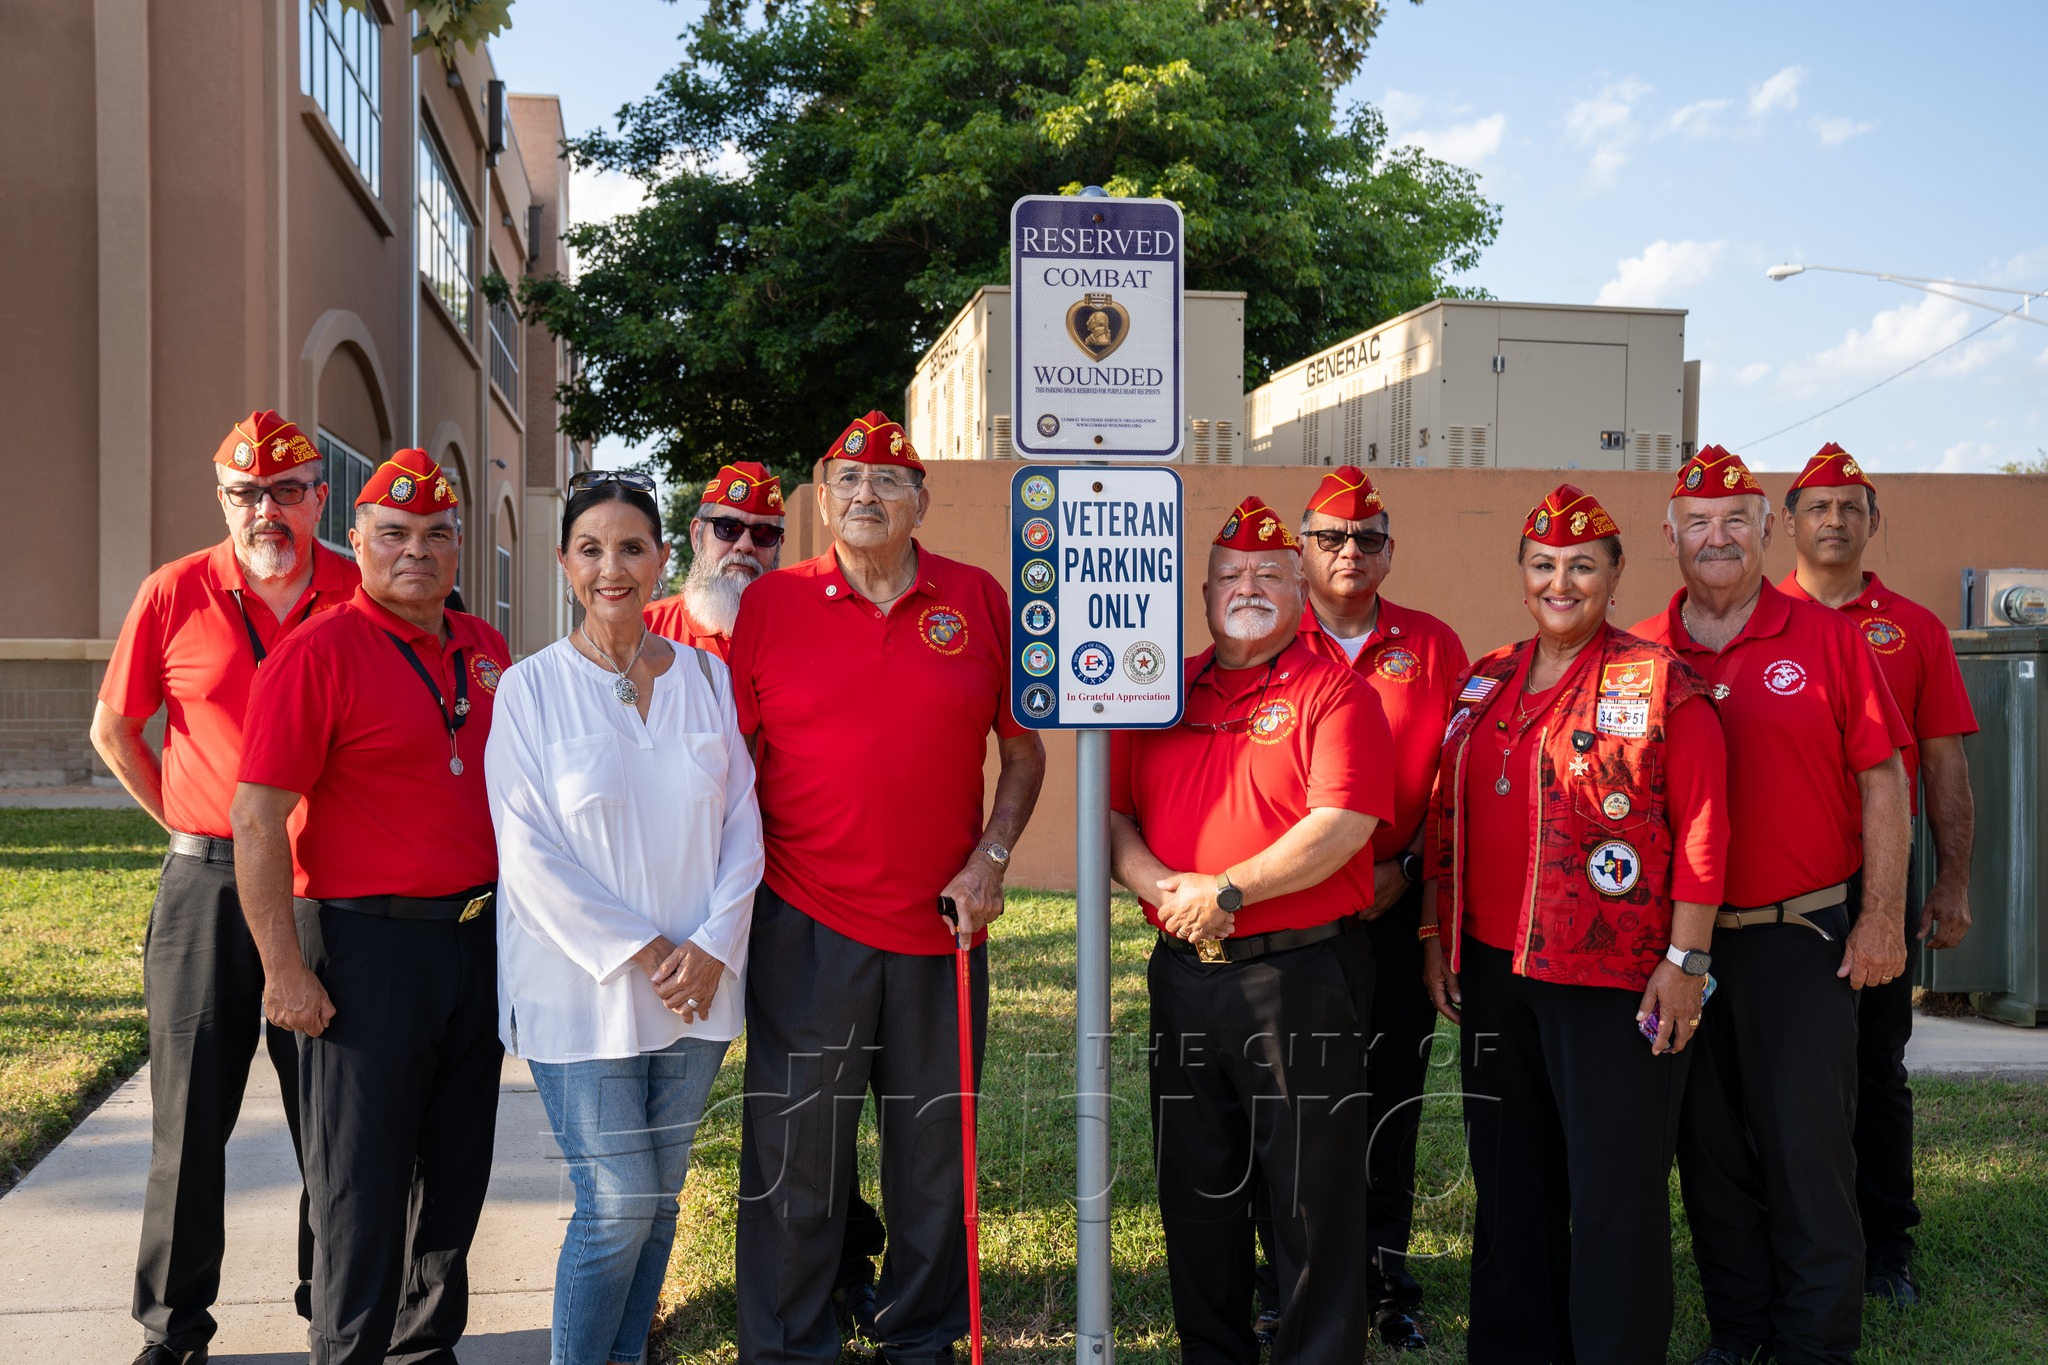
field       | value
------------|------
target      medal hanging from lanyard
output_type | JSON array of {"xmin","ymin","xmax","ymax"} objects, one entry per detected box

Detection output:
[
  {"xmin": 1493, "ymin": 670, "xmax": 1562, "ymax": 796},
  {"xmin": 384, "ymin": 632, "xmax": 471, "ymax": 775}
]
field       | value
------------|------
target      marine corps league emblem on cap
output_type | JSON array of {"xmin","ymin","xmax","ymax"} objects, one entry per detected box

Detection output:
[
  {"xmin": 1685, "ymin": 466, "xmax": 1703, "ymax": 491},
  {"xmin": 919, "ymin": 604, "xmax": 968, "ymax": 656},
  {"xmin": 1570, "ymin": 512, "xmax": 1589, "ymax": 536},
  {"xmin": 728, "ymin": 478, "xmax": 750, "ymax": 502},
  {"xmin": 1220, "ymin": 514, "xmax": 1242, "ymax": 541},
  {"xmin": 1843, "ymin": 459, "xmax": 1862, "ymax": 478},
  {"xmin": 890, "ymin": 431, "xmax": 905, "ymax": 455},
  {"xmin": 1723, "ymin": 467, "xmax": 1741, "ymax": 489},
  {"xmin": 390, "ymin": 475, "xmax": 416, "ymax": 504},
  {"xmin": 842, "ymin": 429, "xmax": 867, "ymax": 456},
  {"xmin": 1533, "ymin": 511, "xmax": 1551, "ymax": 537},
  {"xmin": 1123, "ymin": 641, "xmax": 1165, "ymax": 684},
  {"xmin": 232, "ymin": 442, "xmax": 254, "ymax": 469},
  {"xmin": 767, "ymin": 485, "xmax": 783, "ymax": 508}
]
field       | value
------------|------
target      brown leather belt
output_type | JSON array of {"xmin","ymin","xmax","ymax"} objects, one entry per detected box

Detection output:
[
  {"xmin": 168, "ymin": 831, "xmax": 235, "ymax": 864},
  {"xmin": 1158, "ymin": 919, "xmax": 1345, "ymax": 965},
  {"xmin": 1715, "ymin": 883, "xmax": 1849, "ymax": 940},
  {"xmin": 305, "ymin": 886, "xmax": 495, "ymax": 924}
]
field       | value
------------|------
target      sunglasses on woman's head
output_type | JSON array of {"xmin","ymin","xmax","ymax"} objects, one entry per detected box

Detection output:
[{"xmin": 568, "ymin": 469, "xmax": 658, "ymax": 493}]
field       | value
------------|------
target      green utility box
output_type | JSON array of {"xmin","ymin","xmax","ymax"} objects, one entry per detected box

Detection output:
[{"xmin": 1917, "ymin": 626, "xmax": 2048, "ymax": 1025}]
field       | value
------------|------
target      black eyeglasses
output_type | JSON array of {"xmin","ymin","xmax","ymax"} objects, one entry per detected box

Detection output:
[
  {"xmin": 569, "ymin": 469, "xmax": 658, "ymax": 493},
  {"xmin": 1180, "ymin": 658, "xmax": 1280, "ymax": 734},
  {"xmin": 220, "ymin": 481, "xmax": 319, "ymax": 507},
  {"xmin": 702, "ymin": 515, "xmax": 784, "ymax": 547},
  {"xmin": 1306, "ymin": 528, "xmax": 1389, "ymax": 556}
]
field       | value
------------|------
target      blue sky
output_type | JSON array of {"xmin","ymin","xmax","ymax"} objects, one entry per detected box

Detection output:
[{"xmin": 492, "ymin": 0, "xmax": 2048, "ymax": 473}]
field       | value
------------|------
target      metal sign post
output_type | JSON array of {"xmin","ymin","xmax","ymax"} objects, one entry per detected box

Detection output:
[{"xmin": 1008, "ymin": 183, "xmax": 1188, "ymax": 1365}]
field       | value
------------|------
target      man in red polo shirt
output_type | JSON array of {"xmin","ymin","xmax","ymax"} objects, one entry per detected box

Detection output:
[
  {"xmin": 231, "ymin": 448, "xmax": 509, "ymax": 1365},
  {"xmin": 1287, "ymin": 465, "xmax": 1466, "ymax": 1352},
  {"xmin": 1779, "ymin": 441, "xmax": 1978, "ymax": 1308},
  {"xmin": 93, "ymin": 410, "xmax": 358, "ymax": 1365},
  {"xmin": 727, "ymin": 411, "xmax": 1046, "ymax": 1364},
  {"xmin": 644, "ymin": 460, "xmax": 787, "ymax": 659},
  {"xmin": 1111, "ymin": 495, "xmax": 1392, "ymax": 1365},
  {"xmin": 1633, "ymin": 445, "xmax": 1910, "ymax": 1365}
]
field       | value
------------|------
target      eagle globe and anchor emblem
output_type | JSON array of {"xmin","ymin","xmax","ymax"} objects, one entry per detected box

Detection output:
[{"xmin": 1067, "ymin": 292, "xmax": 1131, "ymax": 361}]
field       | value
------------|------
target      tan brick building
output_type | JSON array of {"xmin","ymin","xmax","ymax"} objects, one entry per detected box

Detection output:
[{"xmin": 0, "ymin": 1, "xmax": 589, "ymax": 784}]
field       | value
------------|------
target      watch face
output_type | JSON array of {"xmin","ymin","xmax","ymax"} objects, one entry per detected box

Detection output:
[
  {"xmin": 1684, "ymin": 951, "xmax": 1711, "ymax": 975},
  {"xmin": 1217, "ymin": 887, "xmax": 1244, "ymax": 912}
]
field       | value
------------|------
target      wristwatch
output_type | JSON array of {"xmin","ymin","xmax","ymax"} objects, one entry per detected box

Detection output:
[
  {"xmin": 977, "ymin": 840, "xmax": 1011, "ymax": 870},
  {"xmin": 1215, "ymin": 871, "xmax": 1244, "ymax": 913},
  {"xmin": 1397, "ymin": 851, "xmax": 1424, "ymax": 887},
  {"xmin": 1665, "ymin": 943, "xmax": 1712, "ymax": 976}
]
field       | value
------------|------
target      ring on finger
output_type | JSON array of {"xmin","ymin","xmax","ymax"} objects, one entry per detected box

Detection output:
[
  {"xmin": 1688, "ymin": 1016, "xmax": 1702, "ymax": 1026},
  {"xmin": 685, "ymin": 997, "xmax": 700, "ymax": 1010}
]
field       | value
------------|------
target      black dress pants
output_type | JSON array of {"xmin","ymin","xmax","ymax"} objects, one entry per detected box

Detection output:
[
  {"xmin": 296, "ymin": 900, "xmax": 503, "ymax": 1365},
  {"xmin": 1854, "ymin": 841, "xmax": 1923, "ymax": 1267},
  {"xmin": 1149, "ymin": 930, "xmax": 1373, "ymax": 1365},
  {"xmin": 133, "ymin": 849, "xmax": 312, "ymax": 1351},
  {"xmin": 1677, "ymin": 903, "xmax": 1863, "ymax": 1365},
  {"xmin": 1459, "ymin": 940, "xmax": 1691, "ymax": 1365},
  {"xmin": 737, "ymin": 885, "xmax": 986, "ymax": 1365}
]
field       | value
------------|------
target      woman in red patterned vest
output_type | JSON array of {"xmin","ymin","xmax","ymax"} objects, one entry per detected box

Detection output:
[{"xmin": 1419, "ymin": 484, "xmax": 1729, "ymax": 1364}]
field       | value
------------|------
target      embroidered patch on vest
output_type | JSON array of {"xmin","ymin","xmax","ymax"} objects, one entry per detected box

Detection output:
[
  {"xmin": 1586, "ymin": 840, "xmax": 1641, "ymax": 896},
  {"xmin": 1600, "ymin": 661, "xmax": 1655, "ymax": 698}
]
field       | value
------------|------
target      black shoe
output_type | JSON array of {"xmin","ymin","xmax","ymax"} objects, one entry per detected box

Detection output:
[
  {"xmin": 1252, "ymin": 1308, "xmax": 1281, "ymax": 1347},
  {"xmin": 1867, "ymin": 1258, "xmax": 1920, "ymax": 1307},
  {"xmin": 132, "ymin": 1346, "xmax": 206, "ymax": 1365},
  {"xmin": 832, "ymin": 1281, "xmax": 881, "ymax": 1344},
  {"xmin": 1374, "ymin": 1305, "xmax": 1429, "ymax": 1352}
]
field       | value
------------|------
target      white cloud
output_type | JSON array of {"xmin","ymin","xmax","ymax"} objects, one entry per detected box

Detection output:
[
  {"xmin": 1380, "ymin": 89, "xmax": 1429, "ymax": 127},
  {"xmin": 1397, "ymin": 113, "xmax": 1507, "ymax": 168},
  {"xmin": 1666, "ymin": 97, "xmax": 1731, "ymax": 138},
  {"xmin": 1932, "ymin": 440, "xmax": 2004, "ymax": 473},
  {"xmin": 570, "ymin": 165, "xmax": 650, "ymax": 226},
  {"xmin": 1748, "ymin": 65, "xmax": 1805, "ymax": 116},
  {"xmin": 1812, "ymin": 116, "xmax": 1876, "ymax": 147},
  {"xmin": 1596, "ymin": 239, "xmax": 1728, "ymax": 306},
  {"xmin": 1777, "ymin": 293, "xmax": 2016, "ymax": 397},
  {"xmin": 1700, "ymin": 359, "xmax": 1772, "ymax": 390},
  {"xmin": 1566, "ymin": 77, "xmax": 1649, "ymax": 145}
]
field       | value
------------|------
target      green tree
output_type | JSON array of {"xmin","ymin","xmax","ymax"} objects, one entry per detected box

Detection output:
[
  {"xmin": 1998, "ymin": 449, "xmax": 2048, "ymax": 475},
  {"xmin": 524, "ymin": 0, "xmax": 1499, "ymax": 486}
]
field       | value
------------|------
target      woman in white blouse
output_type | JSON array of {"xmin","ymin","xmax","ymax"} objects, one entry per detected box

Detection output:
[{"xmin": 484, "ymin": 471, "xmax": 762, "ymax": 1365}]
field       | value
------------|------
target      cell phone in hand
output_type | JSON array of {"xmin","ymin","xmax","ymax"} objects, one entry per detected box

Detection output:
[{"xmin": 1640, "ymin": 973, "xmax": 1718, "ymax": 1043}]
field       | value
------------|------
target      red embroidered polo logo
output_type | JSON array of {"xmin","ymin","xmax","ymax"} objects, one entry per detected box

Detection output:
[
  {"xmin": 1375, "ymin": 647, "xmax": 1420, "ymax": 682},
  {"xmin": 1248, "ymin": 698, "xmax": 1298, "ymax": 745},
  {"xmin": 1862, "ymin": 618, "xmax": 1906, "ymax": 654},
  {"xmin": 919, "ymin": 605, "xmax": 968, "ymax": 656},
  {"xmin": 471, "ymin": 656, "xmax": 502, "ymax": 692},
  {"xmin": 1763, "ymin": 659, "xmax": 1807, "ymax": 695}
]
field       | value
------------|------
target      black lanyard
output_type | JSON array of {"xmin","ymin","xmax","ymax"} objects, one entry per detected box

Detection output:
[
  {"xmin": 232, "ymin": 591, "xmax": 318, "ymax": 666},
  {"xmin": 383, "ymin": 631, "xmax": 470, "ymax": 775}
]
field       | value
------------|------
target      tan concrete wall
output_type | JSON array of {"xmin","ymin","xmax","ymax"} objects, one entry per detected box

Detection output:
[
  {"xmin": 0, "ymin": 5, "xmax": 103, "ymax": 639},
  {"xmin": 833, "ymin": 464, "xmax": 2048, "ymax": 890}
]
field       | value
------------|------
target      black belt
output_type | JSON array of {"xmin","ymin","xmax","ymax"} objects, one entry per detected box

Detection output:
[
  {"xmin": 168, "ymin": 831, "xmax": 235, "ymax": 864},
  {"xmin": 1157, "ymin": 919, "xmax": 1345, "ymax": 965},
  {"xmin": 306, "ymin": 885, "xmax": 496, "ymax": 923}
]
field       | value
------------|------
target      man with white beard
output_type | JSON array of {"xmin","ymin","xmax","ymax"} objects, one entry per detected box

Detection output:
[
  {"xmin": 1109, "ymin": 495, "xmax": 1394, "ymax": 1364},
  {"xmin": 644, "ymin": 460, "xmax": 786, "ymax": 657},
  {"xmin": 93, "ymin": 410, "xmax": 359, "ymax": 1365}
]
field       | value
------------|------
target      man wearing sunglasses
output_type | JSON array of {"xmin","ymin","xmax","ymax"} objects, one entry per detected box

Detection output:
[
  {"xmin": 1269, "ymin": 466, "xmax": 1469, "ymax": 1352},
  {"xmin": 644, "ymin": 460, "xmax": 788, "ymax": 658},
  {"xmin": 93, "ymin": 410, "xmax": 358, "ymax": 1365},
  {"xmin": 1109, "ymin": 495, "xmax": 1392, "ymax": 1365}
]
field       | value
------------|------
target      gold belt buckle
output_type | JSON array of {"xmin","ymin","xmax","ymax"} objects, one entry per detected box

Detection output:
[
  {"xmin": 1195, "ymin": 937, "xmax": 1228, "ymax": 964},
  {"xmin": 459, "ymin": 893, "xmax": 491, "ymax": 924}
]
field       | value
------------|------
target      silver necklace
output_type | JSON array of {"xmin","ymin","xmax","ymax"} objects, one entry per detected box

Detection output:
[{"xmin": 580, "ymin": 624, "xmax": 649, "ymax": 705}]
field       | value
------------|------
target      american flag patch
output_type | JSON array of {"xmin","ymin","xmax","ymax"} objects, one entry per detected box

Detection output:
[{"xmin": 1458, "ymin": 677, "xmax": 1500, "ymax": 704}]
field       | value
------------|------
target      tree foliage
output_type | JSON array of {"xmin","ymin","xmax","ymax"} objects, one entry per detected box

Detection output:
[
  {"xmin": 524, "ymin": 0, "xmax": 1499, "ymax": 485},
  {"xmin": 338, "ymin": 0, "xmax": 514, "ymax": 63}
]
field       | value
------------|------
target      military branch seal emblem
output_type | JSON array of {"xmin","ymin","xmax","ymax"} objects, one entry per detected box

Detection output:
[
  {"xmin": 1021, "ymin": 683, "xmax": 1056, "ymax": 720},
  {"xmin": 1020, "ymin": 600, "xmax": 1056, "ymax": 636},
  {"xmin": 1021, "ymin": 558, "xmax": 1056, "ymax": 594},
  {"xmin": 1021, "ymin": 475, "xmax": 1056, "ymax": 511},
  {"xmin": 1066, "ymin": 292, "xmax": 1131, "ymax": 361},
  {"xmin": 1021, "ymin": 642, "xmax": 1056, "ymax": 676},
  {"xmin": 1022, "ymin": 517, "xmax": 1055, "ymax": 551}
]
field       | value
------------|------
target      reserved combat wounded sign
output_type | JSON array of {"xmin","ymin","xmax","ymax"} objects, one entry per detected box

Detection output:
[
  {"xmin": 1009, "ymin": 465, "xmax": 1184, "ymax": 729},
  {"xmin": 1011, "ymin": 195, "xmax": 1185, "ymax": 460}
]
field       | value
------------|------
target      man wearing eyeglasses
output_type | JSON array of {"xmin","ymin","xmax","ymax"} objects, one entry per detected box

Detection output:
[
  {"xmin": 727, "ymin": 410, "xmax": 1046, "ymax": 1364},
  {"xmin": 93, "ymin": 410, "xmax": 358, "ymax": 1365},
  {"xmin": 1268, "ymin": 467, "xmax": 1469, "ymax": 1352},
  {"xmin": 1109, "ymin": 495, "xmax": 1393, "ymax": 1365},
  {"xmin": 644, "ymin": 460, "xmax": 788, "ymax": 659}
]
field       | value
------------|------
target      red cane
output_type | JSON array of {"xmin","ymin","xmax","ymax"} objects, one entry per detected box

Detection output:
[{"xmin": 939, "ymin": 896, "xmax": 985, "ymax": 1365}]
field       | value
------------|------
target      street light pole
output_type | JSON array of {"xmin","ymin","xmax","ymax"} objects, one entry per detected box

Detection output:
[{"xmin": 1767, "ymin": 262, "xmax": 2048, "ymax": 327}]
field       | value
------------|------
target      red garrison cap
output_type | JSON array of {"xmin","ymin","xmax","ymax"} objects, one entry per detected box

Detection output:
[
  {"xmin": 1214, "ymin": 495, "xmax": 1301, "ymax": 553},
  {"xmin": 826, "ymin": 411, "xmax": 924, "ymax": 473},
  {"xmin": 700, "ymin": 461, "xmax": 784, "ymax": 517},
  {"xmin": 356, "ymin": 448, "xmax": 458, "ymax": 511},
  {"xmin": 214, "ymin": 411, "xmax": 320, "ymax": 478},
  {"xmin": 1671, "ymin": 444, "xmax": 1764, "ymax": 499},
  {"xmin": 1304, "ymin": 465, "xmax": 1384, "ymax": 521},
  {"xmin": 1789, "ymin": 442, "xmax": 1875, "ymax": 494},
  {"xmin": 1523, "ymin": 483, "xmax": 1620, "ymax": 547}
]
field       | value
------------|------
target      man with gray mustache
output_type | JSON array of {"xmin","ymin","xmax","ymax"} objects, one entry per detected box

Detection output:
[{"xmin": 1110, "ymin": 495, "xmax": 1393, "ymax": 1363}]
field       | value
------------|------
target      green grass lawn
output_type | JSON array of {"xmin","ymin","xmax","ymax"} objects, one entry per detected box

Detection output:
[
  {"xmin": 2, "ymin": 816, "xmax": 2042, "ymax": 1359},
  {"xmin": 655, "ymin": 890, "xmax": 2048, "ymax": 1364},
  {"xmin": 0, "ymin": 809, "xmax": 162, "ymax": 1187}
]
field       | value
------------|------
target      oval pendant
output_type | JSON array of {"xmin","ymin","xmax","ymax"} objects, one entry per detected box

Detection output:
[
  {"xmin": 450, "ymin": 755, "xmax": 464, "ymax": 776},
  {"xmin": 1494, "ymin": 776, "xmax": 1511, "ymax": 796},
  {"xmin": 613, "ymin": 676, "xmax": 639, "ymax": 706}
]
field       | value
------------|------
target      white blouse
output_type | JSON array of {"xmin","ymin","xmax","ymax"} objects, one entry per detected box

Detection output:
[{"xmin": 484, "ymin": 636, "xmax": 764, "ymax": 1063}]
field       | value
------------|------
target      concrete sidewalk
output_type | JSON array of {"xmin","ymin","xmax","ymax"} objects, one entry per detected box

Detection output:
[
  {"xmin": 1906, "ymin": 1010, "xmax": 2048, "ymax": 1081},
  {"xmin": 0, "ymin": 1054, "xmax": 563, "ymax": 1360}
]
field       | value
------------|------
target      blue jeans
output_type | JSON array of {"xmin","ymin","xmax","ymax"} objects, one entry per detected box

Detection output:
[{"xmin": 529, "ymin": 1036, "xmax": 730, "ymax": 1365}]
